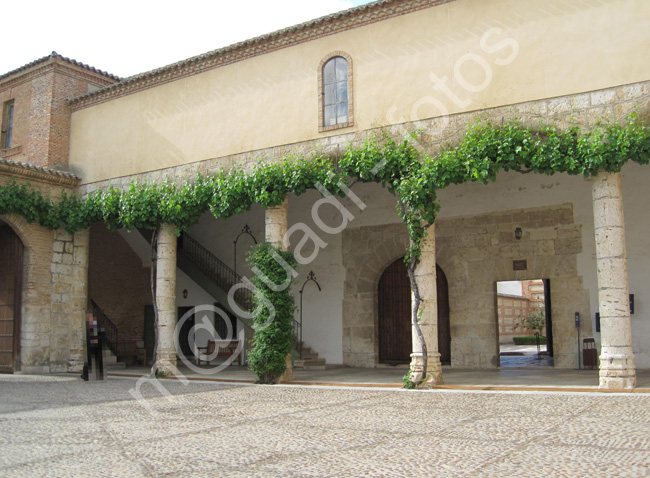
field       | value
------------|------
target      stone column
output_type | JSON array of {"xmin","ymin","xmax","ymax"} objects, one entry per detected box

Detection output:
[
  {"xmin": 409, "ymin": 224, "xmax": 443, "ymax": 387},
  {"xmin": 70, "ymin": 229, "xmax": 90, "ymax": 372},
  {"xmin": 265, "ymin": 196, "xmax": 293, "ymax": 382},
  {"xmin": 592, "ymin": 172, "xmax": 636, "ymax": 389},
  {"xmin": 265, "ymin": 196, "xmax": 289, "ymax": 249},
  {"xmin": 154, "ymin": 223, "xmax": 178, "ymax": 375}
]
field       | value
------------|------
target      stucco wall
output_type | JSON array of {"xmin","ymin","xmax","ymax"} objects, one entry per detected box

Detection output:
[{"xmin": 69, "ymin": 0, "xmax": 650, "ymax": 184}]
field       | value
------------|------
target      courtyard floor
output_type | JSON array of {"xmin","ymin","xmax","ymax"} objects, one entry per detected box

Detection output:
[
  {"xmin": 106, "ymin": 363, "xmax": 650, "ymax": 392},
  {"xmin": 1, "ymin": 374, "xmax": 649, "ymax": 477}
]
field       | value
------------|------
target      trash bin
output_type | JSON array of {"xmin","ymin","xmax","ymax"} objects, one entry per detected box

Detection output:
[{"xmin": 583, "ymin": 338, "xmax": 597, "ymax": 370}]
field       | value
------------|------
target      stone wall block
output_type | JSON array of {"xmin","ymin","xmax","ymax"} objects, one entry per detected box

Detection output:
[{"xmin": 555, "ymin": 237, "xmax": 582, "ymax": 255}]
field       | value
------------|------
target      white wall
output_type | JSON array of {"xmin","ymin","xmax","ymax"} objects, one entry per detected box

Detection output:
[{"xmin": 497, "ymin": 281, "xmax": 524, "ymax": 297}]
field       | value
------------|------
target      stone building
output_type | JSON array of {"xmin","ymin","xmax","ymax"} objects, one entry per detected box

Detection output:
[
  {"xmin": 1, "ymin": 0, "xmax": 649, "ymax": 389},
  {"xmin": 0, "ymin": 53, "xmax": 118, "ymax": 373}
]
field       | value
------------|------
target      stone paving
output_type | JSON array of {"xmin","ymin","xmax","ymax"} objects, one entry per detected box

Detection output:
[{"xmin": 1, "ymin": 375, "xmax": 650, "ymax": 478}]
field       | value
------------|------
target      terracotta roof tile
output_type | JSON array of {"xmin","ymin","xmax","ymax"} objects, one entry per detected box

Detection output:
[
  {"xmin": 0, "ymin": 157, "xmax": 81, "ymax": 186},
  {"xmin": 0, "ymin": 51, "xmax": 120, "ymax": 83}
]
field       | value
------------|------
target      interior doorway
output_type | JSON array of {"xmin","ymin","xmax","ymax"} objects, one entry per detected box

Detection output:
[
  {"xmin": 378, "ymin": 258, "xmax": 450, "ymax": 365},
  {"xmin": 0, "ymin": 223, "xmax": 24, "ymax": 373},
  {"xmin": 496, "ymin": 279, "xmax": 554, "ymax": 368}
]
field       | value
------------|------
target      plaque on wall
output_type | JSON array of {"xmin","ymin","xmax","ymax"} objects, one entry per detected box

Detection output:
[{"xmin": 513, "ymin": 260, "xmax": 527, "ymax": 271}]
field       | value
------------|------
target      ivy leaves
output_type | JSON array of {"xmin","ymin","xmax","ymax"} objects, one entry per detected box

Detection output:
[{"xmin": 246, "ymin": 243, "xmax": 297, "ymax": 384}]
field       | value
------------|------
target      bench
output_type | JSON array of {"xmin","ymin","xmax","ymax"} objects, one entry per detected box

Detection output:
[{"xmin": 197, "ymin": 340, "xmax": 242, "ymax": 365}]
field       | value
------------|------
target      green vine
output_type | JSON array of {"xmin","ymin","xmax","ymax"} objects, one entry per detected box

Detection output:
[
  {"xmin": 2, "ymin": 114, "xmax": 649, "ymax": 385},
  {"xmin": 2, "ymin": 115, "xmax": 648, "ymax": 253},
  {"xmin": 246, "ymin": 243, "xmax": 298, "ymax": 384}
]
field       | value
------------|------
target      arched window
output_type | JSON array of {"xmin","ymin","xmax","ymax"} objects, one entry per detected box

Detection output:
[{"xmin": 319, "ymin": 53, "xmax": 353, "ymax": 131}]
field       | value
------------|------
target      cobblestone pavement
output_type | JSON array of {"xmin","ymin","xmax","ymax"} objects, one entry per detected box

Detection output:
[{"xmin": 1, "ymin": 375, "xmax": 649, "ymax": 478}]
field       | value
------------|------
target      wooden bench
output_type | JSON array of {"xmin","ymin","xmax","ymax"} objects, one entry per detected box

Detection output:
[{"xmin": 197, "ymin": 340, "xmax": 242, "ymax": 365}]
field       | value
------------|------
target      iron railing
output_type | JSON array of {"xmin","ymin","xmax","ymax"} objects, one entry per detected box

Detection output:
[
  {"xmin": 179, "ymin": 233, "xmax": 253, "ymax": 310},
  {"xmin": 293, "ymin": 319, "xmax": 302, "ymax": 359},
  {"xmin": 90, "ymin": 299, "xmax": 118, "ymax": 357}
]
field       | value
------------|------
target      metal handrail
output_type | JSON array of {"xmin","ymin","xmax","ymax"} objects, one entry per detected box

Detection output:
[
  {"xmin": 90, "ymin": 299, "xmax": 118, "ymax": 356},
  {"xmin": 179, "ymin": 233, "xmax": 253, "ymax": 310},
  {"xmin": 293, "ymin": 319, "xmax": 302, "ymax": 359}
]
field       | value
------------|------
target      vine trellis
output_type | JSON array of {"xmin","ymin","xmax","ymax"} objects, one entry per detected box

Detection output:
[{"xmin": 2, "ymin": 114, "xmax": 649, "ymax": 386}]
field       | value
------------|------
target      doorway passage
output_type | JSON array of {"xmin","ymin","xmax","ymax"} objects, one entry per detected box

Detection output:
[{"xmin": 496, "ymin": 279, "xmax": 553, "ymax": 368}]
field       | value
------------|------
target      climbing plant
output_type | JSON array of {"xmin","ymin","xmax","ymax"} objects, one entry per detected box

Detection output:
[
  {"xmin": 246, "ymin": 242, "xmax": 297, "ymax": 384},
  {"xmin": 1, "ymin": 114, "xmax": 649, "ymax": 386}
]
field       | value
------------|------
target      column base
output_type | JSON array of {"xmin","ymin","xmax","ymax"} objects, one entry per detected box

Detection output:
[
  {"xmin": 599, "ymin": 352, "xmax": 636, "ymax": 390},
  {"xmin": 279, "ymin": 354, "xmax": 294, "ymax": 383},
  {"xmin": 153, "ymin": 352, "xmax": 178, "ymax": 377},
  {"xmin": 409, "ymin": 352, "xmax": 443, "ymax": 388}
]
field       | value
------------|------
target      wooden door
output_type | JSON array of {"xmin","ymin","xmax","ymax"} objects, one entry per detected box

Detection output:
[
  {"xmin": 177, "ymin": 306, "xmax": 195, "ymax": 358},
  {"xmin": 378, "ymin": 259, "xmax": 412, "ymax": 363},
  {"xmin": 144, "ymin": 305, "xmax": 155, "ymax": 365},
  {"xmin": 378, "ymin": 259, "xmax": 451, "ymax": 365},
  {"xmin": 436, "ymin": 265, "xmax": 451, "ymax": 365},
  {"xmin": 0, "ymin": 225, "xmax": 23, "ymax": 373}
]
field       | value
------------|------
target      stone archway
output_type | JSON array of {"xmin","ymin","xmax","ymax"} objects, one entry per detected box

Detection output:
[
  {"xmin": 0, "ymin": 212, "xmax": 89, "ymax": 373},
  {"xmin": 377, "ymin": 258, "xmax": 451, "ymax": 365},
  {"xmin": 0, "ymin": 221, "xmax": 24, "ymax": 373},
  {"xmin": 342, "ymin": 223, "xmax": 409, "ymax": 367},
  {"xmin": 0, "ymin": 213, "xmax": 50, "ymax": 373}
]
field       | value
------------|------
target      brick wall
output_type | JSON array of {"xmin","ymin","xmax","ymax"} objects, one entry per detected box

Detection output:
[
  {"xmin": 0, "ymin": 56, "xmax": 117, "ymax": 170},
  {"xmin": 497, "ymin": 295, "xmax": 530, "ymax": 344},
  {"xmin": 497, "ymin": 280, "xmax": 546, "ymax": 344},
  {"xmin": 88, "ymin": 223, "xmax": 152, "ymax": 352}
]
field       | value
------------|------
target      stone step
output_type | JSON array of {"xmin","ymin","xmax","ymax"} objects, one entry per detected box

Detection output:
[
  {"xmin": 303, "ymin": 358, "xmax": 326, "ymax": 366},
  {"xmin": 294, "ymin": 344, "xmax": 327, "ymax": 369},
  {"xmin": 105, "ymin": 362, "xmax": 127, "ymax": 370},
  {"xmin": 303, "ymin": 364, "xmax": 326, "ymax": 371}
]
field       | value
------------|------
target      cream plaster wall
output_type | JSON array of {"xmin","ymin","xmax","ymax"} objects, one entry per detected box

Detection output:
[
  {"xmin": 621, "ymin": 163, "xmax": 650, "ymax": 368},
  {"xmin": 69, "ymin": 0, "xmax": 650, "ymax": 184}
]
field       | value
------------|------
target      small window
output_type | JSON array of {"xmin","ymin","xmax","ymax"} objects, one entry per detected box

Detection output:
[
  {"xmin": 319, "ymin": 52, "xmax": 353, "ymax": 131},
  {"xmin": 1, "ymin": 100, "xmax": 14, "ymax": 149}
]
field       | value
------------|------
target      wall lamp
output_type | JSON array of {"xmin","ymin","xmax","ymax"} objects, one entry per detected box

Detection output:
[
  {"xmin": 182, "ymin": 289, "xmax": 188, "ymax": 299},
  {"xmin": 514, "ymin": 227, "xmax": 523, "ymax": 240}
]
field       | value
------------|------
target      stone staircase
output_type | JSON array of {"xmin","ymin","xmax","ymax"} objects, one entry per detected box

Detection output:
[
  {"xmin": 102, "ymin": 347, "xmax": 126, "ymax": 370},
  {"xmin": 293, "ymin": 345, "xmax": 327, "ymax": 370}
]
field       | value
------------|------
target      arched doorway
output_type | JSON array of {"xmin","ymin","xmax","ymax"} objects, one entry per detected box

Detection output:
[
  {"xmin": 378, "ymin": 259, "xmax": 450, "ymax": 364},
  {"xmin": 0, "ymin": 222, "xmax": 24, "ymax": 373}
]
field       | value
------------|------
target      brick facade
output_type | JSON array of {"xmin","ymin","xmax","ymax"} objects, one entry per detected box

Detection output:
[
  {"xmin": 0, "ymin": 53, "xmax": 117, "ymax": 169},
  {"xmin": 0, "ymin": 54, "xmax": 115, "ymax": 372},
  {"xmin": 497, "ymin": 279, "xmax": 546, "ymax": 345}
]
